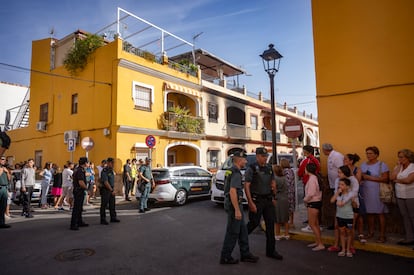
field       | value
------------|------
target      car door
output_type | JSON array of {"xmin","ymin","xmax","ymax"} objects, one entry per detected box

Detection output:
[{"xmin": 191, "ymin": 168, "xmax": 212, "ymax": 196}]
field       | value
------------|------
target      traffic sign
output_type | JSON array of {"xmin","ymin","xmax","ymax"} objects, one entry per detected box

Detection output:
[
  {"xmin": 81, "ymin": 137, "xmax": 94, "ymax": 151},
  {"xmin": 283, "ymin": 118, "xmax": 303, "ymax": 138},
  {"xmin": 67, "ymin": 138, "xmax": 75, "ymax": 152},
  {"xmin": 145, "ymin": 135, "xmax": 156, "ymax": 148}
]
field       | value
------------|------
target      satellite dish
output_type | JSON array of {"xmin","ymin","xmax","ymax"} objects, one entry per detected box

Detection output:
[{"xmin": 4, "ymin": 110, "xmax": 10, "ymax": 131}]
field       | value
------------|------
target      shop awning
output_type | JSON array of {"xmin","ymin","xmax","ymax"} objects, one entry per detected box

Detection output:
[{"xmin": 165, "ymin": 82, "xmax": 200, "ymax": 98}]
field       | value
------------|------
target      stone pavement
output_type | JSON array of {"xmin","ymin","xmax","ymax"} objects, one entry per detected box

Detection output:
[{"xmin": 289, "ymin": 203, "xmax": 414, "ymax": 259}]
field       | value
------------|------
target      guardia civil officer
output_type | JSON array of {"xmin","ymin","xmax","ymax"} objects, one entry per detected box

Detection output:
[
  {"xmin": 70, "ymin": 157, "xmax": 89, "ymax": 230},
  {"xmin": 100, "ymin": 157, "xmax": 120, "ymax": 224},
  {"xmin": 220, "ymin": 149, "xmax": 259, "ymax": 264},
  {"xmin": 245, "ymin": 147, "xmax": 283, "ymax": 260},
  {"xmin": 0, "ymin": 156, "xmax": 11, "ymax": 228}
]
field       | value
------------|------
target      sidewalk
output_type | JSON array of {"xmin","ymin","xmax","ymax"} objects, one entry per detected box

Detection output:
[{"xmin": 289, "ymin": 203, "xmax": 414, "ymax": 259}]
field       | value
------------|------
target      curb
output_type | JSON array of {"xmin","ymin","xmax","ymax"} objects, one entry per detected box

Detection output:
[{"xmin": 290, "ymin": 231, "xmax": 414, "ymax": 259}]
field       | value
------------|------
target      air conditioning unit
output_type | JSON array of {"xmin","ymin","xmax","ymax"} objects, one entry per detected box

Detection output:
[
  {"xmin": 64, "ymin": 130, "xmax": 79, "ymax": 143},
  {"xmin": 36, "ymin": 121, "xmax": 47, "ymax": 132}
]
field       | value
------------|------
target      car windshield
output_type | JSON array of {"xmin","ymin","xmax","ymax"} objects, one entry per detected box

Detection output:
[
  {"xmin": 221, "ymin": 154, "xmax": 257, "ymax": 170},
  {"xmin": 152, "ymin": 169, "xmax": 170, "ymax": 180}
]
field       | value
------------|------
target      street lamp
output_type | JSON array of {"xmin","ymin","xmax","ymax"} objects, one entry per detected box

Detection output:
[{"xmin": 260, "ymin": 44, "xmax": 282, "ymax": 165}]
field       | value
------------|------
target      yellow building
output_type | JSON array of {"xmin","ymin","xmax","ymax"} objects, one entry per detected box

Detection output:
[
  {"xmin": 6, "ymin": 10, "xmax": 319, "ymax": 191},
  {"xmin": 312, "ymin": 0, "xmax": 414, "ymax": 167}
]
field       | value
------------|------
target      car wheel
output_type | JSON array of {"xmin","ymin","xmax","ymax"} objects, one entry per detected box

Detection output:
[{"xmin": 174, "ymin": 189, "xmax": 187, "ymax": 206}]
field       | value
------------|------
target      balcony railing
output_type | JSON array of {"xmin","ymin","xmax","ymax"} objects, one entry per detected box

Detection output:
[
  {"xmin": 162, "ymin": 112, "xmax": 204, "ymax": 134},
  {"xmin": 262, "ymin": 129, "xmax": 281, "ymax": 143},
  {"xmin": 224, "ymin": 123, "xmax": 251, "ymax": 139}
]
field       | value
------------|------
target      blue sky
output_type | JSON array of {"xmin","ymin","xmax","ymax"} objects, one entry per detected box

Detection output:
[{"xmin": 0, "ymin": 0, "xmax": 317, "ymax": 116}]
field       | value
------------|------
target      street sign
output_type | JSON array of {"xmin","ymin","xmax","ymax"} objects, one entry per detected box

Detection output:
[
  {"xmin": 283, "ymin": 118, "xmax": 303, "ymax": 138},
  {"xmin": 145, "ymin": 135, "xmax": 156, "ymax": 148},
  {"xmin": 81, "ymin": 137, "xmax": 94, "ymax": 151},
  {"xmin": 67, "ymin": 138, "xmax": 75, "ymax": 152}
]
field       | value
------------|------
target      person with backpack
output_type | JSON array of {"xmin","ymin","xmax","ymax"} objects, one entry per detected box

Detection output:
[{"xmin": 220, "ymin": 149, "xmax": 259, "ymax": 265}]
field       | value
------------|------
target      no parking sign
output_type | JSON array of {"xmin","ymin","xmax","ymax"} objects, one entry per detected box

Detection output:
[{"xmin": 145, "ymin": 135, "xmax": 156, "ymax": 148}]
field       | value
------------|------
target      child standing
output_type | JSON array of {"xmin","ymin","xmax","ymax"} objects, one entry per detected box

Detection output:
[{"xmin": 331, "ymin": 178, "xmax": 354, "ymax": 257}]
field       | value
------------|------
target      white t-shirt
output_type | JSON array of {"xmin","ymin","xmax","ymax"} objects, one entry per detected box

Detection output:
[
  {"xmin": 327, "ymin": 150, "xmax": 344, "ymax": 189},
  {"xmin": 395, "ymin": 163, "xmax": 414, "ymax": 199},
  {"xmin": 62, "ymin": 168, "xmax": 73, "ymax": 187}
]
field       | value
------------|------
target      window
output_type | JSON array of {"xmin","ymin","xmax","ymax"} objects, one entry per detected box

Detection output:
[
  {"xmin": 71, "ymin": 94, "xmax": 78, "ymax": 114},
  {"xmin": 39, "ymin": 103, "xmax": 48, "ymax": 122},
  {"xmin": 208, "ymin": 102, "xmax": 218, "ymax": 123},
  {"xmin": 207, "ymin": 150, "xmax": 220, "ymax": 169},
  {"xmin": 250, "ymin": 115, "xmax": 258, "ymax": 130},
  {"xmin": 132, "ymin": 81, "xmax": 154, "ymax": 111}
]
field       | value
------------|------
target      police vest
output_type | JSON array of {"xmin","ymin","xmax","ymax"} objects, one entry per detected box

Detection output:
[{"xmin": 249, "ymin": 163, "xmax": 273, "ymax": 195}]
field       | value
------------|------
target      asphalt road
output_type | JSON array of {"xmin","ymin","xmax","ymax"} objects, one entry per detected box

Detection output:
[{"xmin": 1, "ymin": 198, "xmax": 413, "ymax": 275}]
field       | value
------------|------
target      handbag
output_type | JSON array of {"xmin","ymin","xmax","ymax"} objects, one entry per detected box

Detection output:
[
  {"xmin": 378, "ymin": 161, "xmax": 395, "ymax": 204},
  {"xmin": 379, "ymin": 181, "xmax": 395, "ymax": 204}
]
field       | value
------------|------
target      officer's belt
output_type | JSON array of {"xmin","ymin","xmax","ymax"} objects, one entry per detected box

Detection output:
[{"xmin": 252, "ymin": 193, "xmax": 272, "ymax": 199}]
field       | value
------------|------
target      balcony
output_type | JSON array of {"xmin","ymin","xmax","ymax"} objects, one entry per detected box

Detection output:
[
  {"xmin": 161, "ymin": 112, "xmax": 204, "ymax": 134},
  {"xmin": 224, "ymin": 123, "xmax": 251, "ymax": 139}
]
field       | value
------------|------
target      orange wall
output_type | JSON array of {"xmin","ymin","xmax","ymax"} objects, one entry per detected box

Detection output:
[{"xmin": 312, "ymin": 0, "xmax": 414, "ymax": 169}]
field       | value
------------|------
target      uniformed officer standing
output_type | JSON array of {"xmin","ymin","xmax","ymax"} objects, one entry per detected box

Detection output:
[
  {"xmin": 245, "ymin": 147, "xmax": 283, "ymax": 260},
  {"xmin": 100, "ymin": 157, "xmax": 120, "ymax": 224},
  {"xmin": 138, "ymin": 157, "xmax": 154, "ymax": 213},
  {"xmin": 220, "ymin": 149, "xmax": 259, "ymax": 264},
  {"xmin": 70, "ymin": 157, "xmax": 89, "ymax": 230},
  {"xmin": 0, "ymin": 156, "xmax": 11, "ymax": 228}
]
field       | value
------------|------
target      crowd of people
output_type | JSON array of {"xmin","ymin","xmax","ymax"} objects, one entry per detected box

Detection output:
[
  {"xmin": 297, "ymin": 144, "xmax": 414, "ymax": 257},
  {"xmin": 219, "ymin": 144, "xmax": 414, "ymax": 264},
  {"xmin": 0, "ymin": 154, "xmax": 154, "ymax": 230}
]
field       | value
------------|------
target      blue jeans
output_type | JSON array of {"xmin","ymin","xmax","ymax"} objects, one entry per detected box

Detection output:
[
  {"xmin": 41, "ymin": 182, "xmax": 50, "ymax": 205},
  {"xmin": 139, "ymin": 183, "xmax": 151, "ymax": 210},
  {"xmin": 221, "ymin": 206, "xmax": 250, "ymax": 259}
]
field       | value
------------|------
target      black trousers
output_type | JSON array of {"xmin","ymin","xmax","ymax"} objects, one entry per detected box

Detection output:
[
  {"xmin": 247, "ymin": 197, "xmax": 276, "ymax": 255},
  {"xmin": 21, "ymin": 186, "xmax": 33, "ymax": 215},
  {"xmin": 70, "ymin": 189, "xmax": 85, "ymax": 228},
  {"xmin": 123, "ymin": 178, "xmax": 131, "ymax": 198},
  {"xmin": 100, "ymin": 188, "xmax": 116, "ymax": 221}
]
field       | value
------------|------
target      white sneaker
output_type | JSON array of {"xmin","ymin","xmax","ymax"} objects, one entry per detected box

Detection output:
[{"xmin": 301, "ymin": 225, "xmax": 313, "ymax": 232}]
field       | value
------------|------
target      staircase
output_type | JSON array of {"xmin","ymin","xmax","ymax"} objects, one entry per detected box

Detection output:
[{"xmin": 12, "ymin": 88, "xmax": 30, "ymax": 129}]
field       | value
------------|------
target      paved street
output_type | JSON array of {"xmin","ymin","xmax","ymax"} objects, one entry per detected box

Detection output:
[{"xmin": 1, "ymin": 198, "xmax": 414, "ymax": 275}]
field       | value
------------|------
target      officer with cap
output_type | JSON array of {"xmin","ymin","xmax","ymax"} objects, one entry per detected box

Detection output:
[
  {"xmin": 245, "ymin": 147, "xmax": 283, "ymax": 260},
  {"xmin": 220, "ymin": 149, "xmax": 259, "ymax": 264},
  {"xmin": 138, "ymin": 157, "xmax": 154, "ymax": 213},
  {"xmin": 100, "ymin": 157, "xmax": 120, "ymax": 224},
  {"xmin": 70, "ymin": 157, "xmax": 89, "ymax": 230}
]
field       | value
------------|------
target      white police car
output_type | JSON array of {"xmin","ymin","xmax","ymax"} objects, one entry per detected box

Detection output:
[
  {"xmin": 211, "ymin": 153, "xmax": 294, "ymax": 205},
  {"xmin": 136, "ymin": 165, "xmax": 213, "ymax": 206}
]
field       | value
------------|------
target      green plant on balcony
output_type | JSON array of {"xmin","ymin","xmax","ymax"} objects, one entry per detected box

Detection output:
[
  {"xmin": 178, "ymin": 59, "xmax": 198, "ymax": 74},
  {"xmin": 159, "ymin": 106, "xmax": 203, "ymax": 134},
  {"xmin": 142, "ymin": 50, "xmax": 156, "ymax": 62},
  {"xmin": 63, "ymin": 34, "xmax": 104, "ymax": 76}
]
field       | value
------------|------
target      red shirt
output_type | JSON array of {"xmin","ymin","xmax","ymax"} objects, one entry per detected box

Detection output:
[{"xmin": 298, "ymin": 154, "xmax": 320, "ymax": 185}]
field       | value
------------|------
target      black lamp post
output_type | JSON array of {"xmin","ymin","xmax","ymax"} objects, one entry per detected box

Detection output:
[{"xmin": 260, "ymin": 44, "xmax": 282, "ymax": 165}]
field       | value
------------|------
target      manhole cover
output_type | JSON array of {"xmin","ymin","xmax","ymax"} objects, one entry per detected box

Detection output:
[{"xmin": 55, "ymin": 248, "xmax": 95, "ymax": 262}]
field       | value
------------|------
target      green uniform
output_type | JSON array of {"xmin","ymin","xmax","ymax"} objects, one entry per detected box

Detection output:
[{"xmin": 0, "ymin": 171, "xmax": 9, "ymax": 226}]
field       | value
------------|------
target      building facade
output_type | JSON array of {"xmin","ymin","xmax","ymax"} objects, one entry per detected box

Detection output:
[{"xmin": 6, "ymin": 13, "xmax": 318, "ymax": 188}]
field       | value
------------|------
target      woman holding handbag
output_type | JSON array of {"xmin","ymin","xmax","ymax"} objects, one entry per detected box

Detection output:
[
  {"xmin": 390, "ymin": 149, "xmax": 414, "ymax": 246},
  {"xmin": 361, "ymin": 146, "xmax": 389, "ymax": 243}
]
